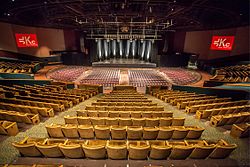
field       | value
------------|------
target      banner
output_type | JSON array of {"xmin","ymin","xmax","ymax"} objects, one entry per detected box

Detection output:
[
  {"xmin": 210, "ymin": 36, "xmax": 234, "ymax": 51},
  {"xmin": 15, "ymin": 33, "xmax": 38, "ymax": 47}
]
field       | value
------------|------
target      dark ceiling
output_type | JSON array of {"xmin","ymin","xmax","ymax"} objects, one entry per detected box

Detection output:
[{"xmin": 0, "ymin": 0, "xmax": 249, "ymax": 35}]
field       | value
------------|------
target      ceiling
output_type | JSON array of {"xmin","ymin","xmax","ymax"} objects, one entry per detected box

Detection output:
[{"xmin": 0, "ymin": 0, "xmax": 249, "ymax": 35}]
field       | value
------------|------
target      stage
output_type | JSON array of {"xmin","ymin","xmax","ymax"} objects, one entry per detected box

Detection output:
[{"xmin": 92, "ymin": 58, "xmax": 157, "ymax": 68}]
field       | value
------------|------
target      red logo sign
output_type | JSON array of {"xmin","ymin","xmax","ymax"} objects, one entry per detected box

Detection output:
[
  {"xmin": 15, "ymin": 34, "xmax": 38, "ymax": 47},
  {"xmin": 210, "ymin": 36, "xmax": 235, "ymax": 51}
]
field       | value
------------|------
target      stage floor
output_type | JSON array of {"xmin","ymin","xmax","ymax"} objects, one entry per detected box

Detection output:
[{"xmin": 92, "ymin": 58, "xmax": 157, "ymax": 68}]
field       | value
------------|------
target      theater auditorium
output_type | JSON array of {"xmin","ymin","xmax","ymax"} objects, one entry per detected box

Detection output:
[{"xmin": 0, "ymin": 0, "xmax": 249, "ymax": 167}]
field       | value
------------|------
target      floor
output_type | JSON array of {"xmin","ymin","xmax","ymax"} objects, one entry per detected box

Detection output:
[
  {"xmin": 0, "ymin": 93, "xmax": 249, "ymax": 166},
  {"xmin": 34, "ymin": 65, "xmax": 211, "ymax": 88}
]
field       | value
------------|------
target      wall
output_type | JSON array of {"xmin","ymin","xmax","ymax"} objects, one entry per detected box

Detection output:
[
  {"xmin": 183, "ymin": 26, "xmax": 249, "ymax": 60},
  {"xmin": 0, "ymin": 22, "xmax": 66, "ymax": 57}
]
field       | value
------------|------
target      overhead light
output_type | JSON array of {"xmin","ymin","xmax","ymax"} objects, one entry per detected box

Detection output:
[{"xmin": 149, "ymin": 7, "xmax": 152, "ymax": 13}]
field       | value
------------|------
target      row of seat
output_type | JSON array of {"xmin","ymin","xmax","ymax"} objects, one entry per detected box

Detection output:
[
  {"xmin": 91, "ymin": 102, "xmax": 158, "ymax": 106},
  {"xmin": 46, "ymin": 124, "xmax": 204, "ymax": 140},
  {"xmin": 64, "ymin": 116, "xmax": 185, "ymax": 127},
  {"xmin": 77, "ymin": 110, "xmax": 173, "ymax": 118},
  {"xmin": 185, "ymin": 100, "xmax": 249, "ymax": 113},
  {"xmin": 230, "ymin": 123, "xmax": 250, "ymax": 138},
  {"xmin": 170, "ymin": 94, "xmax": 212, "ymax": 106},
  {"xmin": 85, "ymin": 105, "xmax": 165, "ymax": 111},
  {"xmin": 0, "ymin": 109, "xmax": 40, "ymax": 124},
  {"xmin": 210, "ymin": 112, "xmax": 250, "ymax": 127},
  {"xmin": 163, "ymin": 93, "xmax": 197, "ymax": 103},
  {"xmin": 15, "ymin": 95, "xmax": 73, "ymax": 108},
  {"xmin": 175, "ymin": 95, "xmax": 217, "ymax": 109},
  {"xmin": 0, "ymin": 120, "xmax": 19, "ymax": 136},
  {"xmin": 196, "ymin": 105, "xmax": 250, "ymax": 119},
  {"xmin": 0, "ymin": 98, "xmax": 65, "ymax": 113},
  {"xmin": 177, "ymin": 97, "xmax": 231, "ymax": 109},
  {"xmin": 13, "ymin": 137, "xmax": 237, "ymax": 160},
  {"xmin": 0, "ymin": 102, "xmax": 54, "ymax": 117},
  {"xmin": 15, "ymin": 85, "xmax": 85, "ymax": 102},
  {"xmin": 25, "ymin": 85, "xmax": 96, "ymax": 99},
  {"xmin": 96, "ymin": 98, "xmax": 152, "ymax": 102}
]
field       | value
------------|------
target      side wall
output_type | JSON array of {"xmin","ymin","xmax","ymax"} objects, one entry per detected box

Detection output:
[
  {"xmin": 0, "ymin": 22, "xmax": 67, "ymax": 57},
  {"xmin": 183, "ymin": 26, "xmax": 249, "ymax": 60}
]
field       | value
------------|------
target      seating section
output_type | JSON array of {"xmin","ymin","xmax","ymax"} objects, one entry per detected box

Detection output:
[
  {"xmin": 47, "ymin": 66, "xmax": 89, "ymax": 82},
  {"xmin": 0, "ymin": 83, "xmax": 99, "ymax": 136},
  {"xmin": 0, "ymin": 120, "xmax": 19, "ymax": 136},
  {"xmin": 159, "ymin": 67, "xmax": 201, "ymax": 85},
  {"xmin": 230, "ymin": 123, "xmax": 250, "ymax": 138},
  {"xmin": 128, "ymin": 70, "xmax": 169, "ymax": 87},
  {"xmin": 151, "ymin": 89, "xmax": 250, "ymax": 128},
  {"xmin": 79, "ymin": 68, "xmax": 120, "ymax": 86},
  {"xmin": 209, "ymin": 64, "xmax": 250, "ymax": 83},
  {"xmin": 12, "ymin": 137, "xmax": 237, "ymax": 160},
  {"xmin": 0, "ymin": 61, "xmax": 39, "ymax": 74}
]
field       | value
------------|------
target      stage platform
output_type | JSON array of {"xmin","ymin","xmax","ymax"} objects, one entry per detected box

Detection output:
[{"xmin": 92, "ymin": 58, "xmax": 157, "ymax": 68}]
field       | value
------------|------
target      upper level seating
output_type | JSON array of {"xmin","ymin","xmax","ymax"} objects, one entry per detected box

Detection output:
[
  {"xmin": 12, "ymin": 137, "xmax": 237, "ymax": 160},
  {"xmin": 47, "ymin": 66, "xmax": 89, "ymax": 82},
  {"xmin": 210, "ymin": 64, "xmax": 250, "ymax": 83},
  {"xmin": 128, "ymin": 70, "xmax": 169, "ymax": 87},
  {"xmin": 79, "ymin": 68, "xmax": 120, "ymax": 86},
  {"xmin": 159, "ymin": 67, "xmax": 201, "ymax": 85},
  {"xmin": 0, "ymin": 61, "xmax": 39, "ymax": 74}
]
